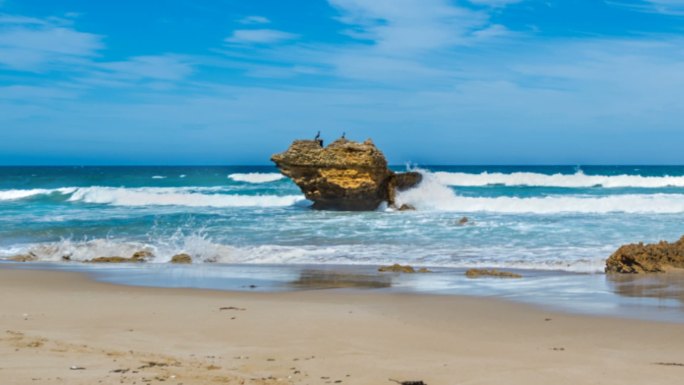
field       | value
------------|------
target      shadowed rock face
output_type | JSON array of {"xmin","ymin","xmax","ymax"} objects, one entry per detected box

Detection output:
[
  {"xmin": 271, "ymin": 138, "xmax": 421, "ymax": 211},
  {"xmin": 606, "ymin": 236, "xmax": 684, "ymax": 273}
]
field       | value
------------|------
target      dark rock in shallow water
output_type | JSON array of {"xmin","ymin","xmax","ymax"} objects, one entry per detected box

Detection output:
[
  {"xmin": 397, "ymin": 204, "xmax": 415, "ymax": 211},
  {"xmin": 378, "ymin": 264, "xmax": 431, "ymax": 273},
  {"xmin": 465, "ymin": 269, "xmax": 522, "ymax": 278},
  {"xmin": 605, "ymin": 236, "xmax": 684, "ymax": 273},
  {"xmin": 89, "ymin": 250, "xmax": 153, "ymax": 263},
  {"xmin": 271, "ymin": 138, "xmax": 422, "ymax": 211},
  {"xmin": 170, "ymin": 253, "xmax": 192, "ymax": 264}
]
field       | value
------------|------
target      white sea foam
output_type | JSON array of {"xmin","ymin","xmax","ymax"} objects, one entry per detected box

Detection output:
[
  {"xmin": 0, "ymin": 188, "xmax": 75, "ymax": 201},
  {"xmin": 151, "ymin": 175, "xmax": 166, "ymax": 179},
  {"xmin": 396, "ymin": 173, "xmax": 684, "ymax": 214},
  {"xmin": 228, "ymin": 173, "xmax": 284, "ymax": 183},
  {"xmin": 0, "ymin": 236, "xmax": 611, "ymax": 273},
  {"xmin": 434, "ymin": 170, "xmax": 684, "ymax": 188},
  {"xmin": 68, "ymin": 186, "xmax": 302, "ymax": 207},
  {"xmin": 0, "ymin": 237, "xmax": 240, "ymax": 263}
]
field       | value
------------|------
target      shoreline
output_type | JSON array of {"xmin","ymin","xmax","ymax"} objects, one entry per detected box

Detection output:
[
  {"xmin": 2, "ymin": 268, "xmax": 684, "ymax": 384},
  {"xmin": 3, "ymin": 261, "xmax": 683, "ymax": 323}
]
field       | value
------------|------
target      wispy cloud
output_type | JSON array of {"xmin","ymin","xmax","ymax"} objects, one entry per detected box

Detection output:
[
  {"xmin": 237, "ymin": 15, "xmax": 270, "ymax": 25},
  {"xmin": 608, "ymin": 0, "xmax": 684, "ymax": 15},
  {"xmin": 225, "ymin": 29, "xmax": 298, "ymax": 44},
  {"xmin": 0, "ymin": 14, "xmax": 103, "ymax": 71},
  {"xmin": 0, "ymin": 11, "xmax": 197, "ymax": 88},
  {"xmin": 329, "ymin": 0, "xmax": 493, "ymax": 53},
  {"xmin": 644, "ymin": 0, "xmax": 684, "ymax": 14},
  {"xmin": 98, "ymin": 55, "xmax": 193, "ymax": 81},
  {"xmin": 302, "ymin": 0, "xmax": 515, "ymax": 82},
  {"xmin": 468, "ymin": 0, "xmax": 525, "ymax": 6}
]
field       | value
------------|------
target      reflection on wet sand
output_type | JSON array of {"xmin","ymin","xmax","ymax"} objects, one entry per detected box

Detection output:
[
  {"xmin": 607, "ymin": 273, "xmax": 684, "ymax": 303},
  {"xmin": 291, "ymin": 269, "xmax": 392, "ymax": 289}
]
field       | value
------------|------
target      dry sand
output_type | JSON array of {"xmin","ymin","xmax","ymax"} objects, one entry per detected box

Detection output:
[{"xmin": 1, "ymin": 268, "xmax": 683, "ymax": 385}]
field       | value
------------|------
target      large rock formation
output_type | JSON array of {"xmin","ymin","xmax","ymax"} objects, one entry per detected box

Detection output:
[
  {"xmin": 271, "ymin": 138, "xmax": 422, "ymax": 210},
  {"xmin": 605, "ymin": 236, "xmax": 684, "ymax": 273}
]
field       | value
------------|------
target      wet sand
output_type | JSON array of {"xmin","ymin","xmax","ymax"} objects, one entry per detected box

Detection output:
[{"xmin": 1, "ymin": 268, "xmax": 684, "ymax": 385}]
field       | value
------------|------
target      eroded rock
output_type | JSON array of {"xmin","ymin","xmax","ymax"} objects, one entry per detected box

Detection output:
[
  {"xmin": 605, "ymin": 236, "xmax": 684, "ymax": 273},
  {"xmin": 271, "ymin": 138, "xmax": 421, "ymax": 210},
  {"xmin": 465, "ymin": 268, "xmax": 522, "ymax": 278}
]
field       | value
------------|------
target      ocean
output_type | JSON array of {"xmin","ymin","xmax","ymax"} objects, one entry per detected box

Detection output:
[{"xmin": 1, "ymin": 165, "xmax": 684, "ymax": 272}]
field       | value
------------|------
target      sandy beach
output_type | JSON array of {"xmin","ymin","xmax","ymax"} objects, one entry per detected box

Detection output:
[{"xmin": 0, "ymin": 268, "xmax": 682, "ymax": 384}]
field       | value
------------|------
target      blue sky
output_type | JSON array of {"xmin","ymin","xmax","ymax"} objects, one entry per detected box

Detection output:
[{"xmin": 1, "ymin": 0, "xmax": 684, "ymax": 165}]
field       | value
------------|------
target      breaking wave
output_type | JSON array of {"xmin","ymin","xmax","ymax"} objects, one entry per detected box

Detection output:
[
  {"xmin": 228, "ymin": 173, "xmax": 284, "ymax": 183},
  {"xmin": 0, "ymin": 188, "xmax": 76, "ymax": 201},
  {"xmin": 0, "ymin": 187, "xmax": 303, "ymax": 207},
  {"xmin": 434, "ymin": 170, "xmax": 684, "ymax": 188},
  {"xmin": 396, "ymin": 173, "xmax": 684, "ymax": 214},
  {"xmin": 0, "ymin": 237, "xmax": 607, "ymax": 272},
  {"xmin": 68, "ymin": 187, "xmax": 302, "ymax": 207}
]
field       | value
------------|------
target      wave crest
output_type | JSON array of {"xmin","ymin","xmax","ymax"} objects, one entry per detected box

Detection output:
[
  {"xmin": 396, "ymin": 173, "xmax": 684, "ymax": 213},
  {"xmin": 434, "ymin": 170, "xmax": 684, "ymax": 188},
  {"xmin": 68, "ymin": 187, "xmax": 302, "ymax": 207},
  {"xmin": 0, "ymin": 188, "xmax": 75, "ymax": 201}
]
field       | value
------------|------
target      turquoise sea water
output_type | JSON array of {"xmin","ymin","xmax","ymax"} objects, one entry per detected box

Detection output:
[
  {"xmin": 2, "ymin": 165, "xmax": 684, "ymax": 272},
  {"xmin": 3, "ymin": 165, "xmax": 684, "ymax": 321}
]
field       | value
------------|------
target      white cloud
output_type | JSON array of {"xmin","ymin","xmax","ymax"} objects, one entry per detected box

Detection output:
[
  {"xmin": 469, "ymin": 0, "xmax": 524, "ymax": 6},
  {"xmin": 0, "ymin": 15, "xmax": 49, "ymax": 25},
  {"xmin": 329, "ymin": 0, "xmax": 491, "ymax": 53},
  {"xmin": 0, "ymin": 85, "xmax": 80, "ymax": 100},
  {"xmin": 0, "ymin": 14, "xmax": 103, "ymax": 71},
  {"xmin": 0, "ymin": 12, "xmax": 194, "ymax": 87},
  {"xmin": 299, "ymin": 0, "xmax": 513, "ymax": 83},
  {"xmin": 645, "ymin": 0, "xmax": 684, "ymax": 13},
  {"xmin": 471, "ymin": 23, "xmax": 510, "ymax": 39},
  {"xmin": 225, "ymin": 29, "xmax": 298, "ymax": 44},
  {"xmin": 98, "ymin": 55, "xmax": 193, "ymax": 81},
  {"xmin": 238, "ymin": 15, "xmax": 270, "ymax": 25},
  {"xmin": 609, "ymin": 0, "xmax": 684, "ymax": 15}
]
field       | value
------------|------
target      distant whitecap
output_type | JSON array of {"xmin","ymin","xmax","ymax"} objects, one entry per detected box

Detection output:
[{"xmin": 228, "ymin": 173, "xmax": 284, "ymax": 184}]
